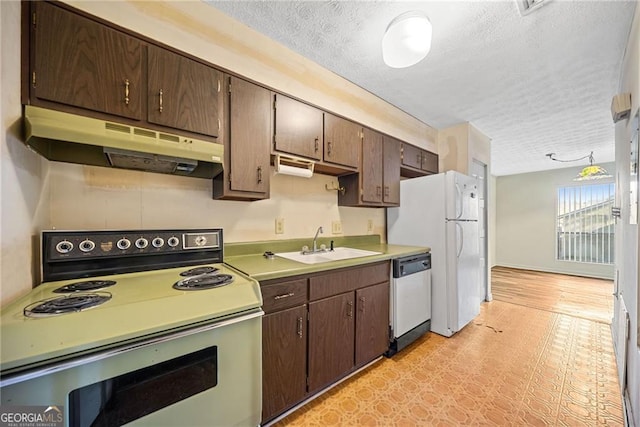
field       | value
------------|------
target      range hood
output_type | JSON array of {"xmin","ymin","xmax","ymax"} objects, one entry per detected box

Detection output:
[{"xmin": 24, "ymin": 106, "xmax": 224, "ymax": 179}]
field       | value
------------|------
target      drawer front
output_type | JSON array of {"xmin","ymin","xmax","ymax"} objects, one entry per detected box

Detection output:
[
  {"xmin": 309, "ymin": 262, "xmax": 390, "ymax": 301},
  {"xmin": 262, "ymin": 279, "xmax": 308, "ymax": 313}
]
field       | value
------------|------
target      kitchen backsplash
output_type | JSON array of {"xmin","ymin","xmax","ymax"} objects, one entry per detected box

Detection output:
[{"xmin": 47, "ymin": 162, "xmax": 386, "ymax": 243}]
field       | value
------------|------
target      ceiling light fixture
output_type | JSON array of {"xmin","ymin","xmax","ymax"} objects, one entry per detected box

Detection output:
[
  {"xmin": 382, "ymin": 11, "xmax": 432, "ymax": 69},
  {"xmin": 545, "ymin": 151, "xmax": 612, "ymax": 181}
]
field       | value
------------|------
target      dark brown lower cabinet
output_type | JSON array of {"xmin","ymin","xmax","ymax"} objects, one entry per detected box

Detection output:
[
  {"xmin": 262, "ymin": 305, "xmax": 307, "ymax": 422},
  {"xmin": 308, "ymin": 293, "xmax": 355, "ymax": 392},
  {"xmin": 261, "ymin": 262, "xmax": 391, "ymax": 424},
  {"xmin": 355, "ymin": 282, "xmax": 390, "ymax": 366}
]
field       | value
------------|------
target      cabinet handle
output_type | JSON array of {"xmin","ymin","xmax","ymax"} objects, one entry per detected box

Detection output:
[
  {"xmin": 257, "ymin": 166, "xmax": 263, "ymax": 184},
  {"xmin": 347, "ymin": 301, "xmax": 354, "ymax": 318},
  {"xmin": 159, "ymin": 89, "xmax": 163, "ymax": 113},
  {"xmin": 297, "ymin": 317, "xmax": 303, "ymax": 338},
  {"xmin": 376, "ymin": 186, "xmax": 382, "ymax": 196},
  {"xmin": 314, "ymin": 137, "xmax": 319, "ymax": 152},
  {"xmin": 359, "ymin": 296, "xmax": 366, "ymax": 314},
  {"xmin": 274, "ymin": 292, "xmax": 294, "ymax": 300},
  {"xmin": 327, "ymin": 141, "xmax": 332, "ymax": 156},
  {"xmin": 218, "ymin": 118, "xmax": 221, "ymax": 132},
  {"xmin": 384, "ymin": 186, "xmax": 389, "ymax": 197},
  {"xmin": 416, "ymin": 153, "xmax": 421, "ymax": 164},
  {"xmin": 124, "ymin": 79, "xmax": 130, "ymax": 105}
]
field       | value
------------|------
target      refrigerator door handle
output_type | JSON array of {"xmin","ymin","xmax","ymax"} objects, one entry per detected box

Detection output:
[
  {"xmin": 455, "ymin": 183, "xmax": 463, "ymax": 219},
  {"xmin": 456, "ymin": 222, "xmax": 464, "ymax": 258}
]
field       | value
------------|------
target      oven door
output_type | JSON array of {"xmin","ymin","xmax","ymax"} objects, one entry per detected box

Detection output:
[{"xmin": 0, "ymin": 311, "xmax": 262, "ymax": 427}]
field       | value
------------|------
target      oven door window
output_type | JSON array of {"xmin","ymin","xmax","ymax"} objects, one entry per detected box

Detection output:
[{"xmin": 69, "ymin": 346, "xmax": 217, "ymax": 426}]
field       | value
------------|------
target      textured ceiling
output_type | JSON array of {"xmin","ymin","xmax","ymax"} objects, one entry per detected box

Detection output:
[{"xmin": 205, "ymin": 0, "xmax": 636, "ymax": 176}]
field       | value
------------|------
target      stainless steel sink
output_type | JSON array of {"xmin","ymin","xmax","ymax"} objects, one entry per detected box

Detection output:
[{"xmin": 274, "ymin": 247, "xmax": 382, "ymax": 264}]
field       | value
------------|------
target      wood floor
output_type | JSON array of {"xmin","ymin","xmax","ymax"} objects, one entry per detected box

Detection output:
[
  {"xmin": 273, "ymin": 267, "xmax": 621, "ymax": 426},
  {"xmin": 491, "ymin": 266, "xmax": 614, "ymax": 324}
]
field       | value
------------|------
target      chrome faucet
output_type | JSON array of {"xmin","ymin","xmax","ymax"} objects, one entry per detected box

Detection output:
[{"xmin": 312, "ymin": 226, "xmax": 323, "ymax": 253}]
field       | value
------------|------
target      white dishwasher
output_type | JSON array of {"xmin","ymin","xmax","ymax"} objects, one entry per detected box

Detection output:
[{"xmin": 387, "ymin": 252, "xmax": 431, "ymax": 356}]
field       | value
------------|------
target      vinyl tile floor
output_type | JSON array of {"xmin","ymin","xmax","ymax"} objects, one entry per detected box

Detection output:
[{"xmin": 275, "ymin": 294, "xmax": 622, "ymax": 426}]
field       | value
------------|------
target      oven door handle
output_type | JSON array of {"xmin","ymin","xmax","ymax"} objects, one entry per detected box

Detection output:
[{"xmin": 0, "ymin": 309, "xmax": 264, "ymax": 388}]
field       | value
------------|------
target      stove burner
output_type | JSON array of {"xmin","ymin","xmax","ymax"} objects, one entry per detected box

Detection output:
[
  {"xmin": 24, "ymin": 292, "xmax": 112, "ymax": 318},
  {"xmin": 53, "ymin": 280, "xmax": 117, "ymax": 293},
  {"xmin": 173, "ymin": 274, "xmax": 234, "ymax": 291},
  {"xmin": 180, "ymin": 266, "xmax": 219, "ymax": 277}
]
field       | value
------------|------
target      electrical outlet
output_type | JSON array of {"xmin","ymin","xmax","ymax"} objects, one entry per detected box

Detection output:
[
  {"xmin": 275, "ymin": 217, "xmax": 284, "ymax": 234},
  {"xmin": 331, "ymin": 220, "xmax": 342, "ymax": 234},
  {"xmin": 367, "ymin": 219, "xmax": 374, "ymax": 233}
]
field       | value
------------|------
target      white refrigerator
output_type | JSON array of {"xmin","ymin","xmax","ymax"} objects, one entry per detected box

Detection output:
[{"xmin": 387, "ymin": 171, "xmax": 482, "ymax": 337}]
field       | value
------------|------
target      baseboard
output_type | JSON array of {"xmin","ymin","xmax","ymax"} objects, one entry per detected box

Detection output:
[{"xmin": 493, "ymin": 263, "xmax": 613, "ymax": 280}]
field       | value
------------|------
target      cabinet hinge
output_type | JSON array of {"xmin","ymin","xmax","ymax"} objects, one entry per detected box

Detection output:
[
  {"xmin": 228, "ymin": 81, "xmax": 231, "ymax": 94},
  {"xmin": 32, "ymin": 11, "xmax": 36, "ymax": 28},
  {"xmin": 32, "ymin": 71, "xmax": 36, "ymax": 88},
  {"xmin": 273, "ymin": 100, "xmax": 277, "ymax": 110}
]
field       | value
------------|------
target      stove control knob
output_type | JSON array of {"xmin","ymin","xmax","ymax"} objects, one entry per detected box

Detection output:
[
  {"xmin": 117, "ymin": 238, "xmax": 131, "ymax": 250},
  {"xmin": 167, "ymin": 236, "xmax": 180, "ymax": 248},
  {"xmin": 55, "ymin": 240, "xmax": 74, "ymax": 254},
  {"xmin": 152, "ymin": 237, "xmax": 164, "ymax": 248},
  {"xmin": 135, "ymin": 237, "xmax": 149, "ymax": 249},
  {"xmin": 195, "ymin": 235, "xmax": 207, "ymax": 246},
  {"xmin": 79, "ymin": 239, "xmax": 96, "ymax": 253}
]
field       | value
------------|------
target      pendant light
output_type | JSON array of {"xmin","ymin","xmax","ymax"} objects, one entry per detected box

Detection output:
[
  {"xmin": 382, "ymin": 11, "xmax": 432, "ymax": 68},
  {"xmin": 545, "ymin": 151, "xmax": 612, "ymax": 181}
]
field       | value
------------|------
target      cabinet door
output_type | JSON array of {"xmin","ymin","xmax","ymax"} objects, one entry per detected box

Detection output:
[
  {"xmin": 383, "ymin": 136, "xmax": 401, "ymax": 205},
  {"xmin": 308, "ymin": 293, "xmax": 355, "ymax": 392},
  {"xmin": 324, "ymin": 114, "xmax": 361, "ymax": 168},
  {"xmin": 355, "ymin": 282, "xmax": 390, "ymax": 366},
  {"xmin": 147, "ymin": 45, "xmax": 222, "ymax": 137},
  {"xmin": 262, "ymin": 305, "xmax": 307, "ymax": 422},
  {"xmin": 274, "ymin": 95, "xmax": 322, "ymax": 161},
  {"xmin": 229, "ymin": 77, "xmax": 271, "ymax": 194},
  {"xmin": 401, "ymin": 143, "xmax": 423, "ymax": 169},
  {"xmin": 361, "ymin": 128, "xmax": 383, "ymax": 204},
  {"xmin": 421, "ymin": 150, "xmax": 439, "ymax": 174},
  {"xmin": 33, "ymin": 2, "xmax": 142, "ymax": 120}
]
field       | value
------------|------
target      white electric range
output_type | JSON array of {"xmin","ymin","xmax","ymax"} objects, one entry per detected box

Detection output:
[{"xmin": 0, "ymin": 228, "xmax": 263, "ymax": 427}]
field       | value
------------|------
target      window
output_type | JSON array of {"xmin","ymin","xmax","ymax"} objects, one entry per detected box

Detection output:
[{"xmin": 556, "ymin": 183, "xmax": 615, "ymax": 264}]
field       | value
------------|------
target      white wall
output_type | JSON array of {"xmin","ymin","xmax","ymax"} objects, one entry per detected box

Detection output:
[
  {"xmin": 495, "ymin": 163, "xmax": 615, "ymax": 279},
  {"xmin": 613, "ymin": 1, "xmax": 639, "ymax": 423},
  {"xmin": 0, "ymin": 1, "xmax": 435, "ymax": 306}
]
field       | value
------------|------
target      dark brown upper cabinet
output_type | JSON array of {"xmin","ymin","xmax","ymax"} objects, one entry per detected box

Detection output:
[
  {"xmin": 323, "ymin": 113, "xmax": 361, "ymax": 168},
  {"xmin": 382, "ymin": 136, "xmax": 401, "ymax": 205},
  {"xmin": 31, "ymin": 1, "xmax": 142, "ymax": 120},
  {"xmin": 214, "ymin": 76, "xmax": 271, "ymax": 200},
  {"xmin": 401, "ymin": 143, "xmax": 439, "ymax": 177},
  {"xmin": 361, "ymin": 128, "xmax": 384, "ymax": 204},
  {"xmin": 338, "ymin": 130, "xmax": 400, "ymax": 207},
  {"xmin": 273, "ymin": 94, "xmax": 323, "ymax": 161},
  {"xmin": 147, "ymin": 45, "xmax": 222, "ymax": 138}
]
